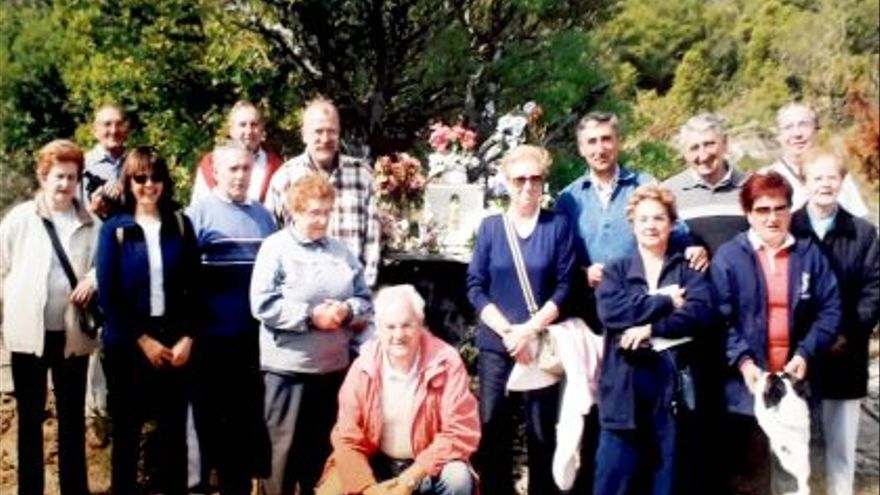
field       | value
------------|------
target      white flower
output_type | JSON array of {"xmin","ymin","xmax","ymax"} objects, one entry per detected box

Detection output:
[{"xmin": 522, "ymin": 101, "xmax": 537, "ymax": 114}]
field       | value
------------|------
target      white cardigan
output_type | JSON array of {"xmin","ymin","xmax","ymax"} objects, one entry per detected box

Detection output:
[{"xmin": 0, "ymin": 194, "xmax": 99, "ymax": 357}]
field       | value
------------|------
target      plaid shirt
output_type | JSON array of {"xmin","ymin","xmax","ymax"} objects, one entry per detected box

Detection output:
[{"xmin": 264, "ymin": 152, "xmax": 380, "ymax": 286}]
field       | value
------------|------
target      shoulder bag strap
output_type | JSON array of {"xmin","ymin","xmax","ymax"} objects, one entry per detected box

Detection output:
[
  {"xmin": 501, "ymin": 214, "xmax": 539, "ymax": 314},
  {"xmin": 41, "ymin": 217, "xmax": 79, "ymax": 290}
]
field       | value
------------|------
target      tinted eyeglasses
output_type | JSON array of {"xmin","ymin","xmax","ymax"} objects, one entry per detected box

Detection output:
[
  {"xmin": 510, "ymin": 174, "xmax": 545, "ymax": 188},
  {"xmin": 132, "ymin": 173, "xmax": 165, "ymax": 185},
  {"xmin": 751, "ymin": 204, "xmax": 790, "ymax": 216}
]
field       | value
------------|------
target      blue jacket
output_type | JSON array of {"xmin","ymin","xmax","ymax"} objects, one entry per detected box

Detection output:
[
  {"xmin": 596, "ymin": 248, "xmax": 715, "ymax": 429},
  {"xmin": 711, "ymin": 232, "xmax": 841, "ymax": 415},
  {"xmin": 96, "ymin": 211, "xmax": 199, "ymax": 348}
]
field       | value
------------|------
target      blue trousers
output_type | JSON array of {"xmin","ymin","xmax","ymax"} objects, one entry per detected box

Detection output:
[
  {"xmin": 370, "ymin": 455, "xmax": 474, "ymax": 495},
  {"xmin": 594, "ymin": 364, "xmax": 677, "ymax": 495},
  {"xmin": 475, "ymin": 349, "xmax": 560, "ymax": 495}
]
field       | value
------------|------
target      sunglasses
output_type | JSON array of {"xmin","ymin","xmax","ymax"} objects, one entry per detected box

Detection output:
[
  {"xmin": 751, "ymin": 204, "xmax": 789, "ymax": 216},
  {"xmin": 132, "ymin": 173, "xmax": 165, "ymax": 185},
  {"xmin": 510, "ymin": 174, "xmax": 545, "ymax": 188}
]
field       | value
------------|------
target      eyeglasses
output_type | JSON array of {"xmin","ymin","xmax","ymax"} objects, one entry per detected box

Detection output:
[
  {"xmin": 510, "ymin": 175, "xmax": 545, "ymax": 188},
  {"xmin": 132, "ymin": 173, "xmax": 165, "ymax": 185},
  {"xmin": 751, "ymin": 204, "xmax": 790, "ymax": 216},
  {"xmin": 780, "ymin": 120, "xmax": 816, "ymax": 132}
]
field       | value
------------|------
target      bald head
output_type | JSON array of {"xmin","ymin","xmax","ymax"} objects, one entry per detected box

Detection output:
[{"xmin": 92, "ymin": 104, "xmax": 129, "ymax": 157}]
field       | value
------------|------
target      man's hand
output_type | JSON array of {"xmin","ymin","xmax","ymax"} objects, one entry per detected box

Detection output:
[
  {"xmin": 137, "ymin": 335, "xmax": 172, "ymax": 368},
  {"xmin": 684, "ymin": 246, "xmax": 709, "ymax": 272},
  {"xmin": 69, "ymin": 279, "xmax": 96, "ymax": 307},
  {"xmin": 363, "ymin": 481, "xmax": 395, "ymax": 495},
  {"xmin": 784, "ymin": 355, "xmax": 808, "ymax": 381},
  {"xmin": 739, "ymin": 359, "xmax": 763, "ymax": 395},
  {"xmin": 586, "ymin": 263, "xmax": 604, "ymax": 288},
  {"xmin": 169, "ymin": 336, "xmax": 193, "ymax": 367},
  {"xmin": 619, "ymin": 325, "xmax": 651, "ymax": 351}
]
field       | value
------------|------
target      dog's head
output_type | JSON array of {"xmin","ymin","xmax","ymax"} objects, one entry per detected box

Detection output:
[{"xmin": 762, "ymin": 372, "xmax": 808, "ymax": 408}]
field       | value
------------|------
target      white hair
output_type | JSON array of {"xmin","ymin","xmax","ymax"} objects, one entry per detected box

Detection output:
[
  {"xmin": 676, "ymin": 112, "xmax": 727, "ymax": 150},
  {"xmin": 212, "ymin": 141, "xmax": 253, "ymax": 169},
  {"xmin": 374, "ymin": 284, "xmax": 426, "ymax": 322},
  {"xmin": 776, "ymin": 102, "xmax": 819, "ymax": 130}
]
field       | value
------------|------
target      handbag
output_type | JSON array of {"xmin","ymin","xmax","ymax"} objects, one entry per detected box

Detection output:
[
  {"xmin": 501, "ymin": 214, "xmax": 564, "ymax": 376},
  {"xmin": 41, "ymin": 217, "xmax": 102, "ymax": 338}
]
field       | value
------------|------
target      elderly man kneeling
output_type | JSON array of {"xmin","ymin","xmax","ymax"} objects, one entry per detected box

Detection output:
[{"xmin": 317, "ymin": 285, "xmax": 480, "ymax": 495}]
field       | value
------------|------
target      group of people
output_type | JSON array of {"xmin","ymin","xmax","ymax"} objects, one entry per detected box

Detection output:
[{"xmin": 0, "ymin": 95, "xmax": 877, "ymax": 495}]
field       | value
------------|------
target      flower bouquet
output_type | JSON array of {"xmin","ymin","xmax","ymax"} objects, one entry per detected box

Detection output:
[
  {"xmin": 426, "ymin": 121, "xmax": 480, "ymax": 184},
  {"xmin": 374, "ymin": 153, "xmax": 441, "ymax": 253}
]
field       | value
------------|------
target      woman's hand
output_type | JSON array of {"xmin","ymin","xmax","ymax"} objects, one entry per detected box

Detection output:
[
  {"xmin": 311, "ymin": 301, "xmax": 345, "ymax": 331},
  {"xmin": 138, "ymin": 335, "xmax": 172, "ymax": 368},
  {"xmin": 784, "ymin": 355, "xmax": 808, "ymax": 381},
  {"xmin": 170, "ymin": 336, "xmax": 193, "ymax": 367},
  {"xmin": 619, "ymin": 325, "xmax": 651, "ymax": 351},
  {"xmin": 504, "ymin": 325, "xmax": 537, "ymax": 364},
  {"xmin": 739, "ymin": 359, "xmax": 763, "ymax": 395},
  {"xmin": 684, "ymin": 246, "xmax": 709, "ymax": 272},
  {"xmin": 69, "ymin": 279, "xmax": 96, "ymax": 307}
]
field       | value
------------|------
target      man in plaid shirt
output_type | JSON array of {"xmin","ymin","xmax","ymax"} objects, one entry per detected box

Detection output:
[{"xmin": 265, "ymin": 97, "xmax": 380, "ymax": 287}]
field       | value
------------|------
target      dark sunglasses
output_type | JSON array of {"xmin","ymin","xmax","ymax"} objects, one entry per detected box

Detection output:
[
  {"xmin": 510, "ymin": 174, "xmax": 545, "ymax": 188},
  {"xmin": 132, "ymin": 173, "xmax": 165, "ymax": 185},
  {"xmin": 751, "ymin": 204, "xmax": 789, "ymax": 216}
]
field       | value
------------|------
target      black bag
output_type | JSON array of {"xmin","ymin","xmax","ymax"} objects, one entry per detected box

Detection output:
[{"xmin": 41, "ymin": 217, "xmax": 102, "ymax": 338}]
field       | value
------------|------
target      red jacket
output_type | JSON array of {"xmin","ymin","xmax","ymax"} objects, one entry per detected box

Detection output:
[
  {"xmin": 195, "ymin": 148, "xmax": 283, "ymax": 202},
  {"xmin": 325, "ymin": 333, "xmax": 480, "ymax": 494}
]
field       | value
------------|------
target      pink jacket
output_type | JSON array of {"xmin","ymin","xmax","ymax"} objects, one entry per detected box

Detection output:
[{"xmin": 325, "ymin": 332, "xmax": 480, "ymax": 494}]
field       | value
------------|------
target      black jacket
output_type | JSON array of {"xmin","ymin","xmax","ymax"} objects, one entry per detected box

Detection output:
[{"xmin": 791, "ymin": 207, "xmax": 880, "ymax": 399}]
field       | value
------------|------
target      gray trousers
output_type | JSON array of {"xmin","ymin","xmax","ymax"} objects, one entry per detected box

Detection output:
[{"xmin": 261, "ymin": 370, "xmax": 345, "ymax": 495}]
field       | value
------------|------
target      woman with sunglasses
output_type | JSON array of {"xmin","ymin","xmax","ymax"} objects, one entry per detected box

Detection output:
[
  {"xmin": 711, "ymin": 171, "xmax": 841, "ymax": 494},
  {"xmin": 96, "ymin": 147, "xmax": 199, "ymax": 495},
  {"xmin": 467, "ymin": 145, "xmax": 576, "ymax": 495}
]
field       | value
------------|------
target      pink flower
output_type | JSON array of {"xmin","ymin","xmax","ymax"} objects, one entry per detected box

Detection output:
[
  {"xmin": 428, "ymin": 123, "xmax": 451, "ymax": 152},
  {"xmin": 460, "ymin": 129, "xmax": 478, "ymax": 151}
]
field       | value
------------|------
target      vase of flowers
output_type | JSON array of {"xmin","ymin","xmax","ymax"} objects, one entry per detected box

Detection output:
[
  {"xmin": 374, "ymin": 152, "xmax": 441, "ymax": 253},
  {"xmin": 426, "ymin": 121, "xmax": 479, "ymax": 184}
]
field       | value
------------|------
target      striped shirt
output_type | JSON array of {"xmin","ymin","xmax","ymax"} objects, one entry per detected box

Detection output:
[
  {"xmin": 187, "ymin": 191, "xmax": 277, "ymax": 337},
  {"xmin": 264, "ymin": 152, "xmax": 380, "ymax": 286}
]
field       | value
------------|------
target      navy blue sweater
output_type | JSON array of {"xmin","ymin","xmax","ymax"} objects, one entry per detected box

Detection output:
[
  {"xmin": 96, "ymin": 210, "xmax": 199, "ymax": 348},
  {"xmin": 466, "ymin": 211, "xmax": 576, "ymax": 353},
  {"xmin": 596, "ymin": 248, "xmax": 715, "ymax": 429},
  {"xmin": 711, "ymin": 232, "xmax": 841, "ymax": 415}
]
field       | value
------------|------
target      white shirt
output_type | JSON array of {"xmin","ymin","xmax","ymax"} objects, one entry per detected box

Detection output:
[
  {"xmin": 44, "ymin": 207, "xmax": 79, "ymax": 331},
  {"xmin": 590, "ymin": 169, "xmax": 619, "ymax": 210},
  {"xmin": 379, "ymin": 351, "xmax": 420, "ymax": 459},
  {"xmin": 138, "ymin": 216, "xmax": 165, "ymax": 316}
]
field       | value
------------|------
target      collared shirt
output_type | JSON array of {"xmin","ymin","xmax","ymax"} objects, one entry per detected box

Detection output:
[
  {"xmin": 380, "ymin": 350, "xmax": 420, "ymax": 459},
  {"xmin": 81, "ymin": 145, "xmax": 126, "ymax": 201},
  {"xmin": 747, "ymin": 229, "xmax": 796, "ymax": 274},
  {"xmin": 806, "ymin": 206, "xmax": 837, "ymax": 240},
  {"xmin": 590, "ymin": 169, "xmax": 619, "ymax": 210},
  {"xmin": 555, "ymin": 165, "xmax": 655, "ymax": 266},
  {"xmin": 762, "ymin": 159, "xmax": 868, "ymax": 217},
  {"xmin": 264, "ymin": 151, "xmax": 380, "ymax": 286}
]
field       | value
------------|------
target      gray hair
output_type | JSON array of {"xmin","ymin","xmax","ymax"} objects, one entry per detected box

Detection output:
[
  {"xmin": 676, "ymin": 112, "xmax": 727, "ymax": 150},
  {"xmin": 776, "ymin": 102, "xmax": 819, "ymax": 130},
  {"xmin": 374, "ymin": 284, "xmax": 426, "ymax": 322},
  {"xmin": 212, "ymin": 141, "xmax": 253, "ymax": 168},
  {"xmin": 576, "ymin": 111, "xmax": 620, "ymax": 138}
]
